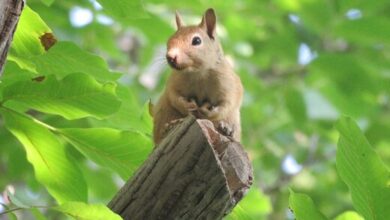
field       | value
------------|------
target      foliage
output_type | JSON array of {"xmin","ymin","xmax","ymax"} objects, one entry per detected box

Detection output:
[
  {"xmin": 0, "ymin": 0, "xmax": 389, "ymax": 219},
  {"xmin": 289, "ymin": 117, "xmax": 389, "ymax": 220},
  {"xmin": 336, "ymin": 117, "xmax": 390, "ymax": 220}
]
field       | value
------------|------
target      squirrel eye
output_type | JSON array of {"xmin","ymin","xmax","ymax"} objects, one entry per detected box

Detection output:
[{"xmin": 191, "ymin": 36, "xmax": 202, "ymax": 46}]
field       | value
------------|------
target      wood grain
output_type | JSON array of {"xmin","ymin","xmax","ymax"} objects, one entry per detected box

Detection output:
[
  {"xmin": 109, "ymin": 116, "xmax": 253, "ymax": 220},
  {"xmin": 0, "ymin": 0, "xmax": 24, "ymax": 75}
]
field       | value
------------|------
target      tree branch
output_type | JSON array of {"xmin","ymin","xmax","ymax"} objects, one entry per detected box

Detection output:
[
  {"xmin": 108, "ymin": 116, "xmax": 253, "ymax": 220},
  {"xmin": 0, "ymin": 0, "xmax": 24, "ymax": 75}
]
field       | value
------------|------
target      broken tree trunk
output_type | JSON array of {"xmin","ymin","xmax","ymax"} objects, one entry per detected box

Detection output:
[
  {"xmin": 0, "ymin": 0, "xmax": 24, "ymax": 75},
  {"xmin": 108, "ymin": 116, "xmax": 253, "ymax": 220}
]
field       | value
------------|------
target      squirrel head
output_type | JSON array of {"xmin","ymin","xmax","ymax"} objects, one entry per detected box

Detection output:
[{"xmin": 166, "ymin": 8, "xmax": 223, "ymax": 73}]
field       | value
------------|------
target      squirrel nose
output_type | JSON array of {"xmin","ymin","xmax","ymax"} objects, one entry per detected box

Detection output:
[
  {"xmin": 166, "ymin": 54, "xmax": 178, "ymax": 67},
  {"xmin": 166, "ymin": 54, "xmax": 177, "ymax": 64},
  {"xmin": 166, "ymin": 48, "xmax": 180, "ymax": 68}
]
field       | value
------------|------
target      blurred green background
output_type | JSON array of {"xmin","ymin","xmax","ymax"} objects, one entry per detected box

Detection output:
[{"xmin": 1, "ymin": 0, "xmax": 389, "ymax": 219}]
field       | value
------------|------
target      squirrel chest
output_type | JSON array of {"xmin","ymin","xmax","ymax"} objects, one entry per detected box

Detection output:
[{"xmin": 168, "ymin": 69, "xmax": 232, "ymax": 107}]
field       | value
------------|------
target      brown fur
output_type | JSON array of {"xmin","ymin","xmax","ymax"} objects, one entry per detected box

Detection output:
[{"xmin": 153, "ymin": 8, "xmax": 243, "ymax": 145}]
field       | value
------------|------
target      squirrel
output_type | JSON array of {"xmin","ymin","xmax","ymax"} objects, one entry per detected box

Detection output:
[{"xmin": 152, "ymin": 8, "xmax": 243, "ymax": 145}]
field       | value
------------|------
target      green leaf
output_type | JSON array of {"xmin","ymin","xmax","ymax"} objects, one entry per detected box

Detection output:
[
  {"xmin": 8, "ymin": 6, "xmax": 51, "ymax": 71},
  {"xmin": 138, "ymin": 100, "xmax": 153, "ymax": 135},
  {"xmin": 289, "ymin": 190, "xmax": 328, "ymax": 220},
  {"xmin": 88, "ymin": 85, "xmax": 151, "ymax": 134},
  {"xmin": 334, "ymin": 211, "xmax": 364, "ymax": 220},
  {"xmin": 60, "ymin": 128, "xmax": 152, "ymax": 179},
  {"xmin": 0, "ymin": 61, "xmax": 35, "ymax": 100},
  {"xmin": 2, "ymin": 73, "xmax": 121, "ymax": 120},
  {"xmin": 1, "ymin": 61, "xmax": 35, "ymax": 86},
  {"xmin": 53, "ymin": 202, "xmax": 122, "ymax": 220},
  {"xmin": 96, "ymin": 0, "xmax": 148, "ymax": 20},
  {"xmin": 227, "ymin": 187, "xmax": 272, "ymax": 220},
  {"xmin": 336, "ymin": 116, "xmax": 390, "ymax": 220},
  {"xmin": 33, "ymin": 42, "xmax": 120, "ymax": 81},
  {"xmin": 1, "ymin": 109, "xmax": 87, "ymax": 203}
]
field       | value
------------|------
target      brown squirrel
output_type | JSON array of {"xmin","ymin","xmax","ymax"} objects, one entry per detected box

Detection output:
[{"xmin": 152, "ymin": 8, "xmax": 243, "ymax": 145}]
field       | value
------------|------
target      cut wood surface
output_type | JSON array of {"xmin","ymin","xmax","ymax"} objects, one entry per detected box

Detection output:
[
  {"xmin": 0, "ymin": 0, "xmax": 24, "ymax": 75},
  {"xmin": 108, "ymin": 116, "xmax": 253, "ymax": 220}
]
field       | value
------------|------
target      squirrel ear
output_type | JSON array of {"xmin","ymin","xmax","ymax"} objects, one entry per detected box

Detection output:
[
  {"xmin": 199, "ymin": 8, "xmax": 216, "ymax": 39},
  {"xmin": 175, "ymin": 10, "xmax": 184, "ymax": 29}
]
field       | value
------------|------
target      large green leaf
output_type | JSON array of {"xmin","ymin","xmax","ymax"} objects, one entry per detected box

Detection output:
[
  {"xmin": 289, "ymin": 190, "xmax": 328, "ymax": 220},
  {"xmin": 53, "ymin": 202, "xmax": 122, "ymax": 220},
  {"xmin": 10, "ymin": 6, "xmax": 51, "ymax": 57},
  {"xmin": 0, "ymin": 61, "xmax": 35, "ymax": 100},
  {"xmin": 33, "ymin": 42, "xmax": 120, "ymax": 81},
  {"xmin": 8, "ymin": 6, "xmax": 51, "ymax": 71},
  {"xmin": 88, "ymin": 85, "xmax": 152, "ymax": 134},
  {"xmin": 336, "ymin": 117, "xmax": 390, "ymax": 220},
  {"xmin": 2, "ymin": 73, "xmax": 121, "ymax": 120},
  {"xmin": 96, "ymin": 0, "xmax": 148, "ymax": 20},
  {"xmin": 60, "ymin": 128, "xmax": 152, "ymax": 179},
  {"xmin": 1, "ymin": 109, "xmax": 87, "ymax": 203}
]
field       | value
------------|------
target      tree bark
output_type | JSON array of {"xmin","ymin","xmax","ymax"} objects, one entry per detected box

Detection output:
[
  {"xmin": 108, "ymin": 116, "xmax": 253, "ymax": 220},
  {"xmin": 0, "ymin": 0, "xmax": 24, "ymax": 75}
]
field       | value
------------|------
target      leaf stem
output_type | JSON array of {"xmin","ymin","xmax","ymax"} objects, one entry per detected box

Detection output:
[
  {"xmin": 0, "ymin": 205, "xmax": 50, "ymax": 216},
  {"xmin": 0, "ymin": 105, "xmax": 57, "ymax": 132}
]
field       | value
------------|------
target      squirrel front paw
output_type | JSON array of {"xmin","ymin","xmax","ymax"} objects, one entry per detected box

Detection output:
[
  {"xmin": 163, "ymin": 118, "xmax": 185, "ymax": 135},
  {"xmin": 185, "ymin": 98, "xmax": 198, "ymax": 112},
  {"xmin": 195, "ymin": 102, "xmax": 218, "ymax": 119},
  {"xmin": 216, "ymin": 121, "xmax": 234, "ymax": 137}
]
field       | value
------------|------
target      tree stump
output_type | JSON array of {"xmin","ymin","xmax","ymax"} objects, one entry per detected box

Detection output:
[
  {"xmin": 0, "ymin": 0, "xmax": 24, "ymax": 75},
  {"xmin": 108, "ymin": 116, "xmax": 253, "ymax": 220}
]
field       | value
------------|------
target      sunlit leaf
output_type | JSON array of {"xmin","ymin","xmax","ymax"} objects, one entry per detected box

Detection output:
[
  {"xmin": 8, "ymin": 6, "xmax": 51, "ymax": 71},
  {"xmin": 2, "ymin": 73, "xmax": 121, "ymax": 120},
  {"xmin": 1, "ymin": 110, "xmax": 87, "ymax": 203},
  {"xmin": 289, "ymin": 190, "xmax": 328, "ymax": 220},
  {"xmin": 33, "ymin": 42, "xmax": 120, "ymax": 81},
  {"xmin": 53, "ymin": 202, "xmax": 122, "ymax": 220},
  {"xmin": 336, "ymin": 116, "xmax": 390, "ymax": 220},
  {"xmin": 334, "ymin": 211, "xmax": 364, "ymax": 220},
  {"xmin": 60, "ymin": 127, "xmax": 152, "ymax": 179},
  {"xmin": 0, "ymin": 61, "xmax": 35, "ymax": 100}
]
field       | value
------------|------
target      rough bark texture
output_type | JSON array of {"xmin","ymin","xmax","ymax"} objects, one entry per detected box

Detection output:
[
  {"xmin": 0, "ymin": 0, "xmax": 24, "ymax": 75},
  {"xmin": 109, "ymin": 116, "xmax": 253, "ymax": 220}
]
